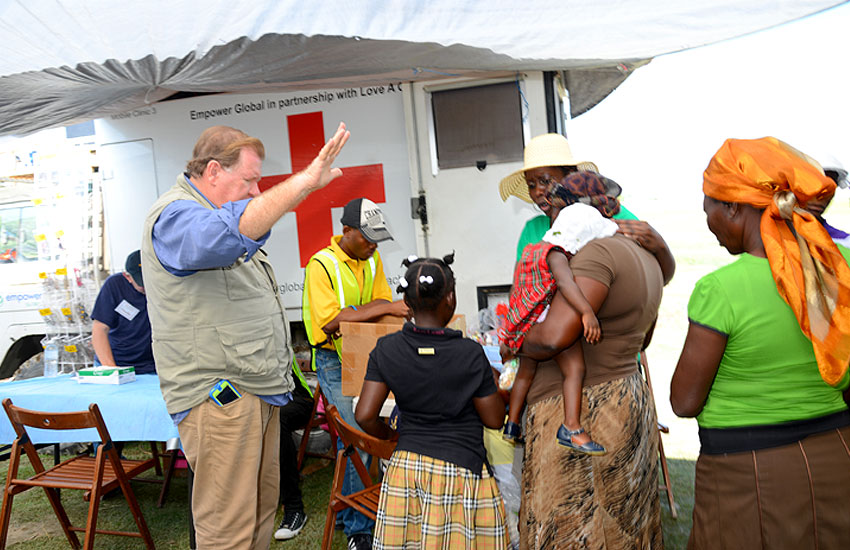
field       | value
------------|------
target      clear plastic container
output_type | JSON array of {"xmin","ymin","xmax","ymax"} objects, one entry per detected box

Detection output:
[
  {"xmin": 43, "ymin": 341, "xmax": 59, "ymax": 377},
  {"xmin": 499, "ymin": 358, "xmax": 518, "ymax": 391}
]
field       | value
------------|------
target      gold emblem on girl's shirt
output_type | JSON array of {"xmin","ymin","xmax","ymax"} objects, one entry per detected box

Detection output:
[{"xmin": 417, "ymin": 347, "xmax": 435, "ymax": 355}]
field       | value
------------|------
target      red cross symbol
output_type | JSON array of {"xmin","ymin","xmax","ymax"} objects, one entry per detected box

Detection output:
[{"xmin": 258, "ymin": 111, "xmax": 386, "ymax": 266}]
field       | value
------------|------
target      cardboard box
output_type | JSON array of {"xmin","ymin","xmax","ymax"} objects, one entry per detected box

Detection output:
[
  {"xmin": 75, "ymin": 366, "xmax": 136, "ymax": 385},
  {"xmin": 340, "ymin": 314, "xmax": 465, "ymax": 396}
]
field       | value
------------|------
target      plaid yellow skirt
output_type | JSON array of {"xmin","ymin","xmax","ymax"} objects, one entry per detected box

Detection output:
[{"xmin": 373, "ymin": 450, "xmax": 510, "ymax": 550}]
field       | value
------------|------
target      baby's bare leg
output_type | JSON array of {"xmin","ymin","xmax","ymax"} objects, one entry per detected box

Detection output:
[
  {"xmin": 554, "ymin": 342, "xmax": 590, "ymax": 446},
  {"xmin": 507, "ymin": 356, "xmax": 537, "ymax": 425}
]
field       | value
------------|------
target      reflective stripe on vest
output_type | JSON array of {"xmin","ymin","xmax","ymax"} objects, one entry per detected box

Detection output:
[
  {"xmin": 302, "ymin": 248, "xmax": 377, "ymax": 368},
  {"xmin": 291, "ymin": 358, "xmax": 313, "ymax": 398}
]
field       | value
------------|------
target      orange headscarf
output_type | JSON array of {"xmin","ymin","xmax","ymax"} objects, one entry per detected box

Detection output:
[{"xmin": 703, "ymin": 137, "xmax": 850, "ymax": 386}]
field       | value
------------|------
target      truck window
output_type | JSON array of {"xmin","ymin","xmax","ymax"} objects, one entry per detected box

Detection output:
[
  {"xmin": 18, "ymin": 206, "xmax": 37, "ymax": 262},
  {"xmin": 431, "ymin": 81, "xmax": 524, "ymax": 170},
  {"xmin": 0, "ymin": 205, "xmax": 37, "ymax": 263}
]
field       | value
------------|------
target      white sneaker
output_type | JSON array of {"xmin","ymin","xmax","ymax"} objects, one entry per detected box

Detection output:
[
  {"xmin": 347, "ymin": 533, "xmax": 373, "ymax": 550},
  {"xmin": 273, "ymin": 510, "xmax": 307, "ymax": 540}
]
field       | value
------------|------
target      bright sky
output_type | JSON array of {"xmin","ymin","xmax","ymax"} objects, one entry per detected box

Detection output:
[{"xmin": 569, "ymin": 2, "xmax": 850, "ymax": 224}]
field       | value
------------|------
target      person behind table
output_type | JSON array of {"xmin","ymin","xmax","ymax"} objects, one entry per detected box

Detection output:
[
  {"xmin": 499, "ymin": 132, "xmax": 675, "ymax": 283},
  {"xmin": 273, "ymin": 358, "xmax": 314, "ymax": 542},
  {"xmin": 355, "ymin": 253, "xmax": 510, "ymax": 549},
  {"xmin": 141, "ymin": 123, "xmax": 350, "ymax": 550},
  {"xmin": 514, "ymin": 174, "xmax": 665, "ymax": 547},
  {"xmin": 301, "ymin": 197, "xmax": 408, "ymax": 550},
  {"xmin": 91, "ymin": 249, "xmax": 155, "ymax": 375},
  {"xmin": 502, "ymin": 182, "xmax": 623, "ymax": 453},
  {"xmin": 671, "ymin": 137, "xmax": 850, "ymax": 550}
]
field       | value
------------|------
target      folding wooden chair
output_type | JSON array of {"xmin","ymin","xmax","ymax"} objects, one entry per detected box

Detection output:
[
  {"xmin": 296, "ymin": 381, "xmax": 338, "ymax": 471},
  {"xmin": 639, "ymin": 352, "xmax": 678, "ymax": 519},
  {"xmin": 322, "ymin": 405, "xmax": 397, "ymax": 550},
  {"xmin": 0, "ymin": 398, "xmax": 156, "ymax": 549}
]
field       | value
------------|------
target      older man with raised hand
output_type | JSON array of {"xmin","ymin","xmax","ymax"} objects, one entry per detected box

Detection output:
[{"xmin": 141, "ymin": 123, "xmax": 349, "ymax": 550}]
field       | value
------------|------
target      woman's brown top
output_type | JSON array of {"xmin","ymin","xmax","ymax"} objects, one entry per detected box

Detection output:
[{"xmin": 526, "ymin": 234, "xmax": 664, "ymax": 406}]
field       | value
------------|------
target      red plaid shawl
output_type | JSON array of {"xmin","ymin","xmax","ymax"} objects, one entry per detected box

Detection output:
[{"xmin": 500, "ymin": 241, "xmax": 560, "ymax": 352}]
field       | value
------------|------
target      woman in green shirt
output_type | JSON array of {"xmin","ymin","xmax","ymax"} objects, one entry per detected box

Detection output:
[{"xmin": 671, "ymin": 137, "xmax": 850, "ymax": 550}]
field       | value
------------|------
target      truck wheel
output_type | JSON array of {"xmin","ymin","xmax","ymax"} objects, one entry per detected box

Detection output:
[{"xmin": 0, "ymin": 335, "xmax": 44, "ymax": 380}]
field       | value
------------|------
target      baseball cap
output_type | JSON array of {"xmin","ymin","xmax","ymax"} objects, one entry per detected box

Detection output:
[
  {"xmin": 340, "ymin": 198, "xmax": 393, "ymax": 243},
  {"xmin": 125, "ymin": 250, "xmax": 143, "ymax": 288}
]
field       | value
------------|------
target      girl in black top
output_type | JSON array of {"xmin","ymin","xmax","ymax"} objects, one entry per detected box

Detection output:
[{"xmin": 355, "ymin": 254, "xmax": 510, "ymax": 549}]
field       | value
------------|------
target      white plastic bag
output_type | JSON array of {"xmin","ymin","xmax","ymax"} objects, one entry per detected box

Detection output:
[{"xmin": 492, "ymin": 463, "xmax": 521, "ymax": 549}]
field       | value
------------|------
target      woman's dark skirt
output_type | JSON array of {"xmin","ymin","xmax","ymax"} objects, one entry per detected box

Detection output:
[{"xmin": 689, "ymin": 423, "xmax": 850, "ymax": 550}]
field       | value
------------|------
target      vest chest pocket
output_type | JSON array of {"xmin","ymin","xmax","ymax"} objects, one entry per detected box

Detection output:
[
  {"xmin": 216, "ymin": 319, "xmax": 277, "ymax": 377},
  {"xmin": 224, "ymin": 260, "xmax": 273, "ymax": 301}
]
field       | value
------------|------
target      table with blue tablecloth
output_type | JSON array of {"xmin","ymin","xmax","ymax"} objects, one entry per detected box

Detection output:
[{"xmin": 0, "ymin": 374, "xmax": 178, "ymax": 444}]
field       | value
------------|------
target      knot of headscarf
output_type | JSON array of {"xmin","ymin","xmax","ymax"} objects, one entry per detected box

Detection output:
[
  {"xmin": 703, "ymin": 136, "xmax": 850, "ymax": 386},
  {"xmin": 546, "ymin": 171, "xmax": 621, "ymax": 218}
]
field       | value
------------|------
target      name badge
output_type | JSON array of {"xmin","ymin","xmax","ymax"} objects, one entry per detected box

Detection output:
[
  {"xmin": 417, "ymin": 347, "xmax": 435, "ymax": 355},
  {"xmin": 115, "ymin": 300, "xmax": 140, "ymax": 321}
]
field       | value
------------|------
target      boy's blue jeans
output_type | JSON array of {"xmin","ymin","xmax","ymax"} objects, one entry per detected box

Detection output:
[{"xmin": 313, "ymin": 347, "xmax": 374, "ymax": 537}]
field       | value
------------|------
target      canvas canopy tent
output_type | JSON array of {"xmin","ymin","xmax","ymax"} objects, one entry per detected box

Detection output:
[{"xmin": 0, "ymin": 0, "xmax": 844, "ymax": 136}]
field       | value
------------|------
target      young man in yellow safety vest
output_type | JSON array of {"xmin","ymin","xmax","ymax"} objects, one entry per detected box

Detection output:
[{"xmin": 301, "ymin": 197, "xmax": 407, "ymax": 550}]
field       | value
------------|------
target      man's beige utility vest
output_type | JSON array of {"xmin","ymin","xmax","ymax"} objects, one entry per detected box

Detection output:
[{"xmin": 141, "ymin": 174, "xmax": 294, "ymax": 414}]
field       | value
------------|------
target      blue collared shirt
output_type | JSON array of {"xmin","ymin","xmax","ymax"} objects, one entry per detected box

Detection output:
[
  {"xmin": 152, "ymin": 175, "xmax": 270, "ymax": 275},
  {"xmin": 153, "ymin": 175, "xmax": 291, "ymax": 422}
]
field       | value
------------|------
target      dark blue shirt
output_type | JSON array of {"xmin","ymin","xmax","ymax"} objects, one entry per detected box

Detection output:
[
  {"xmin": 91, "ymin": 273, "xmax": 155, "ymax": 374},
  {"xmin": 365, "ymin": 323, "xmax": 498, "ymax": 474}
]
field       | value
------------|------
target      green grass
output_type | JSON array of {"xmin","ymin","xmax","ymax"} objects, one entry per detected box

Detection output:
[
  {"xmin": 0, "ymin": 443, "xmax": 693, "ymax": 549},
  {"xmin": 660, "ymin": 458, "xmax": 696, "ymax": 550}
]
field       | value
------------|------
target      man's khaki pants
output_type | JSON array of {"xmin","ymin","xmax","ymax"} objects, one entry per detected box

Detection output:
[{"xmin": 179, "ymin": 393, "xmax": 280, "ymax": 550}]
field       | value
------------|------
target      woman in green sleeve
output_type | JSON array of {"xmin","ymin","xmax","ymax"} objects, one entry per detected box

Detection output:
[{"xmin": 671, "ymin": 137, "xmax": 850, "ymax": 550}]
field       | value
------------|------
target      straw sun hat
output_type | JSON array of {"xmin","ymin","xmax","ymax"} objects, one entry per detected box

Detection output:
[{"xmin": 498, "ymin": 133, "xmax": 599, "ymax": 203}]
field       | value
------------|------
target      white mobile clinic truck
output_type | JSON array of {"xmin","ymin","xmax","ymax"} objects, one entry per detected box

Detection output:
[
  {"xmin": 0, "ymin": 72, "xmax": 579, "ymax": 376},
  {"xmin": 94, "ymin": 72, "xmax": 574, "ymax": 331}
]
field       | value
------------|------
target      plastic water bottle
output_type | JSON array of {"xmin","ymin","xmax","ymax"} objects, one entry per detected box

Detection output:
[{"xmin": 43, "ymin": 341, "xmax": 59, "ymax": 378}]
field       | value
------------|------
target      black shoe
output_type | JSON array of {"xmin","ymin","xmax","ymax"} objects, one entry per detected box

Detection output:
[
  {"xmin": 347, "ymin": 533, "xmax": 373, "ymax": 550},
  {"xmin": 503, "ymin": 420, "xmax": 522, "ymax": 442},
  {"xmin": 274, "ymin": 510, "xmax": 307, "ymax": 540}
]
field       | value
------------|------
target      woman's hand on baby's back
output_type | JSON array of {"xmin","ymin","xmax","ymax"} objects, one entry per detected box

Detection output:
[{"xmin": 614, "ymin": 219, "xmax": 662, "ymax": 252}]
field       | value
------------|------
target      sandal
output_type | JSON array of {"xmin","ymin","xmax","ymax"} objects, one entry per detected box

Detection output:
[
  {"xmin": 556, "ymin": 425, "xmax": 606, "ymax": 456},
  {"xmin": 503, "ymin": 420, "xmax": 522, "ymax": 442}
]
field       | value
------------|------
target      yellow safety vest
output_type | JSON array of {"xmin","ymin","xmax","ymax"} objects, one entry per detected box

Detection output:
[{"xmin": 302, "ymin": 248, "xmax": 377, "ymax": 369}]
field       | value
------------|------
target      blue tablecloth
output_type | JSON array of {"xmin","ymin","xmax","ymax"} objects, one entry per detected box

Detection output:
[
  {"xmin": 483, "ymin": 344, "xmax": 503, "ymax": 371},
  {"xmin": 0, "ymin": 374, "xmax": 178, "ymax": 444}
]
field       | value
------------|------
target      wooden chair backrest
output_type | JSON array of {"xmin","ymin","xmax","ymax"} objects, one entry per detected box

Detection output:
[
  {"xmin": 2, "ymin": 398, "xmax": 112, "ymax": 445},
  {"xmin": 325, "ymin": 405, "xmax": 396, "ymax": 461}
]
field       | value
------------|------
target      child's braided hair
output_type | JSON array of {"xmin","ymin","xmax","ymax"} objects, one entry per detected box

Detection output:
[{"xmin": 396, "ymin": 252, "xmax": 456, "ymax": 312}]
